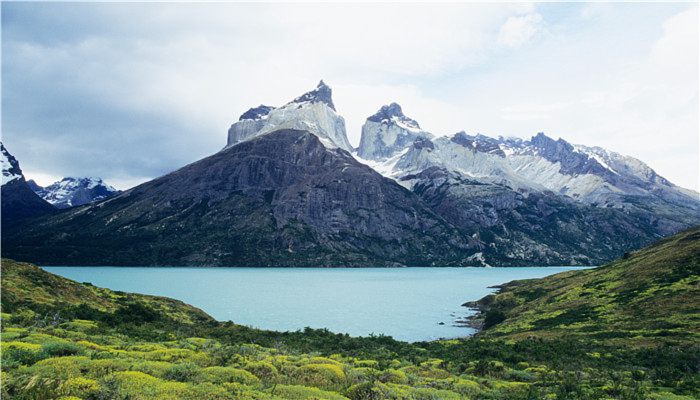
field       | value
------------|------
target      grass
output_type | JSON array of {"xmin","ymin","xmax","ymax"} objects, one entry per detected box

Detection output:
[{"xmin": 1, "ymin": 227, "xmax": 699, "ymax": 399}]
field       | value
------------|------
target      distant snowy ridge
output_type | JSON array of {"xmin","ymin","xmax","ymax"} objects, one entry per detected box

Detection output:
[
  {"xmin": 357, "ymin": 113, "xmax": 699, "ymax": 207},
  {"xmin": 32, "ymin": 177, "xmax": 120, "ymax": 209}
]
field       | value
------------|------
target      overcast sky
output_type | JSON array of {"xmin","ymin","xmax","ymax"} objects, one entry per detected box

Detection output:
[{"xmin": 2, "ymin": 2, "xmax": 698, "ymax": 191}]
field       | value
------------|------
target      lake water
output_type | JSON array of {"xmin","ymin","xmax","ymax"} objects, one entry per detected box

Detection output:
[{"xmin": 43, "ymin": 266, "xmax": 588, "ymax": 342}]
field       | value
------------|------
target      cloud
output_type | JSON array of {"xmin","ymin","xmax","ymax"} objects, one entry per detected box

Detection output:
[
  {"xmin": 497, "ymin": 13, "xmax": 544, "ymax": 47},
  {"xmin": 1, "ymin": 2, "xmax": 697, "ymax": 192}
]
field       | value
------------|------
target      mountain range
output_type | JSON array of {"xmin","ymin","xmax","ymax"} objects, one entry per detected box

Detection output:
[
  {"xmin": 2, "ymin": 81, "xmax": 699, "ymax": 266},
  {"xmin": 28, "ymin": 177, "xmax": 119, "ymax": 209}
]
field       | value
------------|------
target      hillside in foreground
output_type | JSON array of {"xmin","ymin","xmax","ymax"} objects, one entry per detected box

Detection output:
[
  {"xmin": 1, "ymin": 227, "xmax": 699, "ymax": 399},
  {"xmin": 466, "ymin": 226, "xmax": 700, "ymax": 344}
]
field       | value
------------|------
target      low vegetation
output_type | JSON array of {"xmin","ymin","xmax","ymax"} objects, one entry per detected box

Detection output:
[{"xmin": 1, "ymin": 227, "xmax": 698, "ymax": 399}]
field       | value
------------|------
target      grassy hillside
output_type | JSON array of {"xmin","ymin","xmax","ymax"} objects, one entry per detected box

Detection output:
[
  {"xmin": 2, "ymin": 229, "xmax": 699, "ymax": 400},
  {"xmin": 466, "ymin": 226, "xmax": 700, "ymax": 343}
]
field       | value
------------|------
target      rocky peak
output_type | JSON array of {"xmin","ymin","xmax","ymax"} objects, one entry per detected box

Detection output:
[
  {"xmin": 357, "ymin": 103, "xmax": 432, "ymax": 160},
  {"xmin": 33, "ymin": 176, "xmax": 120, "ymax": 209},
  {"xmin": 1, "ymin": 142, "xmax": 23, "ymax": 186},
  {"xmin": 226, "ymin": 80, "xmax": 352, "ymax": 152},
  {"xmin": 450, "ymin": 131, "xmax": 506, "ymax": 157},
  {"xmin": 288, "ymin": 80, "xmax": 336, "ymax": 111},
  {"xmin": 527, "ymin": 132, "xmax": 613, "ymax": 179},
  {"xmin": 239, "ymin": 105, "xmax": 275, "ymax": 121},
  {"xmin": 367, "ymin": 103, "xmax": 421, "ymax": 131}
]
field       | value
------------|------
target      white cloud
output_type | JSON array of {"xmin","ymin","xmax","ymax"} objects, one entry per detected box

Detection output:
[
  {"xmin": 2, "ymin": 2, "xmax": 698, "ymax": 192},
  {"xmin": 497, "ymin": 13, "xmax": 543, "ymax": 47}
]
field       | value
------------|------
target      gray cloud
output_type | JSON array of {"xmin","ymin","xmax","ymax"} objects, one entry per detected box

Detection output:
[{"xmin": 2, "ymin": 2, "xmax": 697, "ymax": 191}]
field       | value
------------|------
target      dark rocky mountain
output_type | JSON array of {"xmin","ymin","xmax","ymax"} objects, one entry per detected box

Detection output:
[
  {"xmin": 1, "ymin": 143, "xmax": 56, "ymax": 226},
  {"xmin": 2, "ymin": 129, "xmax": 476, "ymax": 267},
  {"xmin": 4, "ymin": 82, "xmax": 698, "ymax": 267},
  {"xmin": 30, "ymin": 177, "xmax": 120, "ymax": 209},
  {"xmin": 239, "ymin": 105, "xmax": 276, "ymax": 121},
  {"xmin": 288, "ymin": 79, "xmax": 336, "ymax": 110},
  {"xmin": 403, "ymin": 167, "xmax": 661, "ymax": 265}
]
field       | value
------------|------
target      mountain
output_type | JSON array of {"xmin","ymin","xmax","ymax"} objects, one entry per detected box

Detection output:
[
  {"xmin": 30, "ymin": 177, "xmax": 120, "ymax": 209},
  {"xmin": 356, "ymin": 103, "xmax": 433, "ymax": 161},
  {"xmin": 465, "ymin": 225, "xmax": 700, "ymax": 342},
  {"xmin": 355, "ymin": 106, "xmax": 700, "ymax": 264},
  {"xmin": 225, "ymin": 80, "xmax": 353, "ymax": 153},
  {"xmin": 4, "ymin": 82, "xmax": 699, "ymax": 267},
  {"xmin": 2, "ymin": 128, "xmax": 476, "ymax": 266},
  {"xmin": 1, "ymin": 142, "xmax": 56, "ymax": 226}
]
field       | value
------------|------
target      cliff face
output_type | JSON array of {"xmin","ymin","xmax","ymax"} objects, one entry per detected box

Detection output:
[{"xmin": 226, "ymin": 81, "xmax": 353, "ymax": 152}]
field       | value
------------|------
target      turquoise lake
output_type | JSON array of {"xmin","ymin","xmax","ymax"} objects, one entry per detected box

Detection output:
[{"xmin": 42, "ymin": 266, "xmax": 588, "ymax": 342}]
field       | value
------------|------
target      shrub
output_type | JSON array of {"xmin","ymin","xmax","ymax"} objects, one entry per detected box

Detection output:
[
  {"xmin": 243, "ymin": 361, "xmax": 279, "ymax": 382},
  {"xmin": 271, "ymin": 384, "xmax": 350, "ymax": 400},
  {"xmin": 199, "ymin": 366, "xmax": 260, "ymax": 386},
  {"xmin": 378, "ymin": 369, "xmax": 407, "ymax": 384},
  {"xmin": 346, "ymin": 382, "xmax": 380, "ymax": 400},
  {"xmin": 40, "ymin": 341, "xmax": 84, "ymax": 358},
  {"xmin": 483, "ymin": 310, "xmax": 507, "ymax": 329},
  {"xmin": 1, "ymin": 341, "xmax": 43, "ymax": 366},
  {"xmin": 59, "ymin": 377, "xmax": 100, "ymax": 398},
  {"xmin": 130, "ymin": 361, "xmax": 174, "ymax": 379},
  {"xmin": 454, "ymin": 379, "xmax": 481, "ymax": 397},
  {"xmin": 164, "ymin": 362, "xmax": 201, "ymax": 382},
  {"xmin": 294, "ymin": 363, "xmax": 346, "ymax": 389}
]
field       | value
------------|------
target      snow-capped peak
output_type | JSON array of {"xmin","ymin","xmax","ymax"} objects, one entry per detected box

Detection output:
[
  {"xmin": 239, "ymin": 105, "xmax": 275, "ymax": 121},
  {"xmin": 1, "ymin": 142, "xmax": 23, "ymax": 186},
  {"xmin": 225, "ymin": 80, "xmax": 353, "ymax": 152},
  {"xmin": 32, "ymin": 176, "xmax": 119, "ymax": 209},
  {"xmin": 357, "ymin": 103, "xmax": 432, "ymax": 161},
  {"xmin": 287, "ymin": 80, "xmax": 336, "ymax": 111},
  {"xmin": 367, "ymin": 103, "xmax": 422, "ymax": 133}
]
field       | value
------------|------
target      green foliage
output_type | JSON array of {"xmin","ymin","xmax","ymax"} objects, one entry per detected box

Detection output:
[{"xmin": 2, "ymin": 229, "xmax": 699, "ymax": 400}]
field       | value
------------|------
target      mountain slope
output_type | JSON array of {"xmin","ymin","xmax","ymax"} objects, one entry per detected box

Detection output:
[
  {"xmin": 1, "ymin": 142, "xmax": 56, "ymax": 226},
  {"xmin": 466, "ymin": 226, "xmax": 700, "ymax": 342},
  {"xmin": 30, "ymin": 177, "xmax": 120, "ymax": 208},
  {"xmin": 2, "ymin": 129, "xmax": 475, "ymax": 267},
  {"xmin": 405, "ymin": 167, "xmax": 662, "ymax": 265}
]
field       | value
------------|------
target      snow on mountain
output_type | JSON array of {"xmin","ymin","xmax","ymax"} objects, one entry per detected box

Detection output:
[
  {"xmin": 1, "ymin": 142, "xmax": 22, "ymax": 186},
  {"xmin": 32, "ymin": 177, "xmax": 120, "ymax": 209},
  {"xmin": 225, "ymin": 80, "xmax": 353, "ymax": 152},
  {"xmin": 1, "ymin": 142, "xmax": 56, "ymax": 224},
  {"xmin": 354, "ymin": 108, "xmax": 699, "ymax": 211},
  {"xmin": 356, "ymin": 103, "xmax": 433, "ymax": 161}
]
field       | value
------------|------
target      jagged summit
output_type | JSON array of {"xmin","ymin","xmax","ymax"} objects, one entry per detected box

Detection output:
[
  {"xmin": 226, "ymin": 80, "xmax": 352, "ymax": 152},
  {"xmin": 0, "ymin": 141, "xmax": 56, "ymax": 225},
  {"xmin": 30, "ymin": 176, "xmax": 119, "ymax": 209},
  {"xmin": 239, "ymin": 105, "xmax": 275, "ymax": 121},
  {"xmin": 288, "ymin": 80, "xmax": 336, "ymax": 111},
  {"xmin": 357, "ymin": 103, "xmax": 432, "ymax": 161},
  {"xmin": 1, "ymin": 142, "xmax": 22, "ymax": 185},
  {"xmin": 367, "ymin": 103, "xmax": 421, "ymax": 131}
]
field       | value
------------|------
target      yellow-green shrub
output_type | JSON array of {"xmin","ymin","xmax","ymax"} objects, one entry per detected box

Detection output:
[
  {"xmin": 294, "ymin": 363, "xmax": 346, "ymax": 389},
  {"xmin": 199, "ymin": 366, "xmax": 260, "ymax": 386},
  {"xmin": 59, "ymin": 377, "xmax": 100, "ymax": 398},
  {"xmin": 378, "ymin": 369, "xmax": 407, "ymax": 384},
  {"xmin": 271, "ymin": 384, "xmax": 349, "ymax": 400},
  {"xmin": 243, "ymin": 361, "xmax": 279, "ymax": 382}
]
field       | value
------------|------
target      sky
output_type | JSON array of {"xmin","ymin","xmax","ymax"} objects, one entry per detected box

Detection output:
[{"xmin": 2, "ymin": 2, "xmax": 698, "ymax": 191}]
